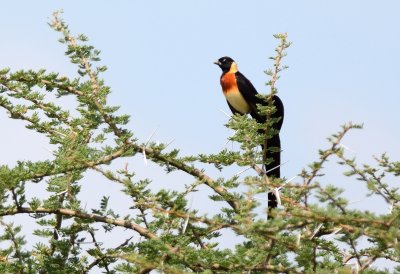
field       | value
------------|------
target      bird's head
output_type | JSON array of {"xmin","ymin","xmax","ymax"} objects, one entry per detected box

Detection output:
[{"xmin": 214, "ymin": 56, "xmax": 237, "ymax": 73}]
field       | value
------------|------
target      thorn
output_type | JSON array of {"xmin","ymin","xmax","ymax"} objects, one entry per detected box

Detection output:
[
  {"xmin": 142, "ymin": 147, "xmax": 148, "ymax": 166},
  {"xmin": 273, "ymin": 188, "xmax": 281, "ymax": 206},
  {"xmin": 54, "ymin": 130, "xmax": 67, "ymax": 137},
  {"xmin": 142, "ymin": 128, "xmax": 158, "ymax": 166},
  {"xmin": 218, "ymin": 108, "xmax": 232, "ymax": 118},
  {"xmin": 235, "ymin": 166, "xmax": 252, "ymax": 176},
  {"xmin": 42, "ymin": 147, "xmax": 54, "ymax": 154},
  {"xmin": 165, "ymin": 139, "xmax": 175, "ymax": 149},
  {"xmin": 182, "ymin": 215, "xmax": 190, "ymax": 234},
  {"xmin": 340, "ymin": 143, "xmax": 355, "ymax": 153},
  {"xmin": 223, "ymin": 139, "xmax": 231, "ymax": 149},
  {"xmin": 277, "ymin": 175, "xmax": 297, "ymax": 191},
  {"xmin": 258, "ymin": 175, "xmax": 297, "ymax": 206},
  {"xmin": 182, "ymin": 197, "xmax": 193, "ymax": 235},
  {"xmin": 348, "ymin": 199, "xmax": 363, "ymax": 205},
  {"xmin": 265, "ymin": 161, "xmax": 288, "ymax": 174},
  {"xmin": 295, "ymin": 232, "xmax": 301, "ymax": 247},
  {"xmin": 80, "ymin": 241, "xmax": 103, "ymax": 245},
  {"xmin": 53, "ymin": 228, "xmax": 60, "ymax": 238},
  {"xmin": 327, "ymin": 228, "xmax": 342, "ymax": 238},
  {"xmin": 145, "ymin": 127, "xmax": 158, "ymax": 146},
  {"xmin": 286, "ymin": 175, "xmax": 297, "ymax": 183},
  {"xmin": 56, "ymin": 189, "xmax": 68, "ymax": 196},
  {"xmin": 388, "ymin": 202, "xmax": 393, "ymax": 214},
  {"xmin": 310, "ymin": 223, "xmax": 323, "ymax": 239}
]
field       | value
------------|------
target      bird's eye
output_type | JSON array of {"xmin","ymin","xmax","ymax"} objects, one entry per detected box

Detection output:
[{"xmin": 222, "ymin": 58, "xmax": 226, "ymax": 62}]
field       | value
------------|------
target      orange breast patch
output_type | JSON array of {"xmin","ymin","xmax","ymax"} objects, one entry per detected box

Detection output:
[
  {"xmin": 220, "ymin": 73, "xmax": 237, "ymax": 94},
  {"xmin": 220, "ymin": 72, "xmax": 250, "ymax": 114}
]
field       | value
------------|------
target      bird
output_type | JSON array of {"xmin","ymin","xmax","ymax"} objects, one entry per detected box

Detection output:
[{"xmin": 214, "ymin": 56, "xmax": 284, "ymax": 210}]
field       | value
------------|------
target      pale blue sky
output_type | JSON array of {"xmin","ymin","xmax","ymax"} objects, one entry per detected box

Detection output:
[{"xmin": 1, "ymin": 0, "xmax": 399, "ymax": 269}]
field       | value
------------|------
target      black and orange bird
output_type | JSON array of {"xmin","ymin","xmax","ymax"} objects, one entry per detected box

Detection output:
[{"xmin": 214, "ymin": 56, "xmax": 284, "ymax": 209}]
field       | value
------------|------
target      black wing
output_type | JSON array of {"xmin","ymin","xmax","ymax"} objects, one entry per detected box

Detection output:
[
  {"xmin": 236, "ymin": 71, "xmax": 285, "ymax": 126},
  {"xmin": 235, "ymin": 71, "xmax": 261, "ymax": 106},
  {"xmin": 235, "ymin": 71, "xmax": 266, "ymax": 122}
]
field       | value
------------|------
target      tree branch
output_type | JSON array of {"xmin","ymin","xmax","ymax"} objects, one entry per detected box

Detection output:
[{"xmin": 0, "ymin": 206, "xmax": 177, "ymax": 253}]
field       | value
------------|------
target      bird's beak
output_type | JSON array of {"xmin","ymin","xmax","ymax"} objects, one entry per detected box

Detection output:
[{"xmin": 213, "ymin": 60, "xmax": 221, "ymax": 66}]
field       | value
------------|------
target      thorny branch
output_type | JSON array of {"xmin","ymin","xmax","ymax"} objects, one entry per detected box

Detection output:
[
  {"xmin": 0, "ymin": 11, "xmax": 398, "ymax": 273},
  {"xmin": 0, "ymin": 206, "xmax": 177, "ymax": 254}
]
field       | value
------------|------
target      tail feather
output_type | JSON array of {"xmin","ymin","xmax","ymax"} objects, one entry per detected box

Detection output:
[
  {"xmin": 250, "ymin": 95, "xmax": 284, "ymax": 216},
  {"xmin": 263, "ymin": 134, "xmax": 281, "ymax": 178},
  {"xmin": 263, "ymin": 134, "xmax": 281, "ymax": 216}
]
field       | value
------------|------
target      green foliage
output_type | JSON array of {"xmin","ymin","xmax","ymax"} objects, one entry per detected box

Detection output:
[{"xmin": 0, "ymin": 11, "xmax": 398, "ymax": 273}]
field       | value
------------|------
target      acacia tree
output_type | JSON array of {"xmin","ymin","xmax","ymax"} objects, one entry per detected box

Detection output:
[{"xmin": 0, "ymin": 12, "xmax": 399, "ymax": 273}]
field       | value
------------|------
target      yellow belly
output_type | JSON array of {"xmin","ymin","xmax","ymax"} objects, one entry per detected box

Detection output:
[{"xmin": 225, "ymin": 88, "xmax": 250, "ymax": 114}]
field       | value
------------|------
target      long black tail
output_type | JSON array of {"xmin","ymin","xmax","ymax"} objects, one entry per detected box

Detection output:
[
  {"xmin": 263, "ymin": 133, "xmax": 281, "ymax": 211},
  {"xmin": 252, "ymin": 95, "xmax": 284, "ymax": 214},
  {"xmin": 264, "ymin": 133, "xmax": 281, "ymax": 178}
]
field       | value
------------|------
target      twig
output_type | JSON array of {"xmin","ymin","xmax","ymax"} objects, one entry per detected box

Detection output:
[
  {"xmin": 85, "ymin": 233, "xmax": 133, "ymax": 272},
  {"xmin": 0, "ymin": 220, "xmax": 24, "ymax": 268}
]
